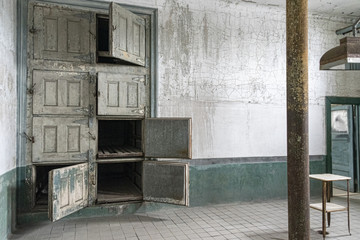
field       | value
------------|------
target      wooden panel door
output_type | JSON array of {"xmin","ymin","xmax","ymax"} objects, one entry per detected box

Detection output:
[
  {"xmin": 331, "ymin": 105, "xmax": 355, "ymax": 191},
  {"xmin": 109, "ymin": 3, "xmax": 146, "ymax": 66},
  {"xmin": 49, "ymin": 163, "xmax": 88, "ymax": 221},
  {"xmin": 143, "ymin": 161, "xmax": 189, "ymax": 206},
  {"xmin": 33, "ymin": 70, "xmax": 90, "ymax": 115},
  {"xmin": 33, "ymin": 4, "xmax": 94, "ymax": 62},
  {"xmin": 97, "ymin": 72, "xmax": 146, "ymax": 116},
  {"xmin": 144, "ymin": 118, "xmax": 192, "ymax": 158},
  {"xmin": 32, "ymin": 117, "xmax": 90, "ymax": 163}
]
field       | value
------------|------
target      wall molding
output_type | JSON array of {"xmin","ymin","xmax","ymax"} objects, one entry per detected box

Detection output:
[{"xmin": 168, "ymin": 155, "xmax": 325, "ymax": 166}]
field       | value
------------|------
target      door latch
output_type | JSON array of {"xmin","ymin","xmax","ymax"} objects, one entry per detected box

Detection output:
[
  {"xmin": 88, "ymin": 132, "xmax": 96, "ymax": 140},
  {"xmin": 131, "ymin": 108, "xmax": 144, "ymax": 114},
  {"xmin": 29, "ymin": 26, "xmax": 38, "ymax": 34},
  {"xmin": 90, "ymin": 175, "xmax": 96, "ymax": 185},
  {"xmin": 22, "ymin": 132, "xmax": 35, "ymax": 143},
  {"xmin": 27, "ymin": 83, "xmax": 36, "ymax": 95}
]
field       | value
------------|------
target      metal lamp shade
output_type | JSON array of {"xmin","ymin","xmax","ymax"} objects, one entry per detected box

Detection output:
[{"xmin": 320, "ymin": 37, "xmax": 360, "ymax": 70}]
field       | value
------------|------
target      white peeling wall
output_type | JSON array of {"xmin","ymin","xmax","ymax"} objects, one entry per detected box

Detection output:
[
  {"xmin": 0, "ymin": 0, "xmax": 17, "ymax": 175},
  {"xmin": 157, "ymin": 1, "xmax": 289, "ymax": 158},
  {"xmin": 113, "ymin": 0, "xmax": 359, "ymax": 158}
]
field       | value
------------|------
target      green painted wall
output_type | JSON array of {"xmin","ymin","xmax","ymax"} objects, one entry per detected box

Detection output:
[
  {"xmin": 17, "ymin": 158, "xmax": 326, "ymax": 225},
  {"xmin": 189, "ymin": 159, "xmax": 325, "ymax": 206},
  {"xmin": 0, "ymin": 168, "xmax": 16, "ymax": 240}
]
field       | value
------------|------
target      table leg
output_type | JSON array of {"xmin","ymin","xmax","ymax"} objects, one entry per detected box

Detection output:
[
  {"xmin": 347, "ymin": 180, "xmax": 351, "ymax": 235},
  {"xmin": 327, "ymin": 182, "xmax": 331, "ymax": 227},
  {"xmin": 322, "ymin": 181, "xmax": 327, "ymax": 238}
]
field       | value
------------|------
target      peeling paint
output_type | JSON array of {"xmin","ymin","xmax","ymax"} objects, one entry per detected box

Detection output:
[
  {"xmin": 0, "ymin": 0, "xmax": 17, "ymax": 175},
  {"xmin": 155, "ymin": 0, "xmax": 360, "ymax": 159}
]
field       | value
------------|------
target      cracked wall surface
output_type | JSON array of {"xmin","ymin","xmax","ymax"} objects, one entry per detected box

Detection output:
[
  {"xmin": 0, "ymin": 0, "xmax": 17, "ymax": 174},
  {"xmin": 5, "ymin": 0, "xmax": 359, "ymax": 164},
  {"xmin": 104, "ymin": 0, "xmax": 360, "ymax": 159},
  {"xmin": 0, "ymin": 0, "xmax": 17, "ymax": 237}
]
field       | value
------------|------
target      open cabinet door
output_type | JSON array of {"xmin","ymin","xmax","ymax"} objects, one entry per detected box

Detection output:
[
  {"xmin": 144, "ymin": 118, "xmax": 192, "ymax": 158},
  {"xmin": 143, "ymin": 161, "xmax": 189, "ymax": 206},
  {"xmin": 109, "ymin": 2, "xmax": 146, "ymax": 66},
  {"xmin": 49, "ymin": 163, "xmax": 88, "ymax": 221}
]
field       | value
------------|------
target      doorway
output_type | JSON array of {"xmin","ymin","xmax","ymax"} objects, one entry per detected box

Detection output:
[{"xmin": 326, "ymin": 97, "xmax": 360, "ymax": 193}]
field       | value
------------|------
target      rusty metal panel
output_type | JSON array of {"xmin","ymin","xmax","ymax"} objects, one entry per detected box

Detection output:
[
  {"xmin": 109, "ymin": 2, "xmax": 146, "ymax": 66},
  {"xmin": 143, "ymin": 161, "xmax": 189, "ymax": 206},
  {"xmin": 144, "ymin": 118, "xmax": 192, "ymax": 159},
  {"xmin": 97, "ymin": 72, "xmax": 146, "ymax": 116},
  {"xmin": 49, "ymin": 163, "xmax": 88, "ymax": 221}
]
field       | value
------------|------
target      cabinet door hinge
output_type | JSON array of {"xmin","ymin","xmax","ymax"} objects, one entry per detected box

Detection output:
[
  {"xmin": 90, "ymin": 53, "xmax": 95, "ymax": 63},
  {"xmin": 89, "ymin": 105, "xmax": 94, "ymax": 118},
  {"xmin": 89, "ymin": 73, "xmax": 96, "ymax": 84}
]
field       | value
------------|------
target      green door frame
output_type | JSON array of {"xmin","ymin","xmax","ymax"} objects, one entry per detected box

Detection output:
[{"xmin": 326, "ymin": 97, "xmax": 360, "ymax": 184}]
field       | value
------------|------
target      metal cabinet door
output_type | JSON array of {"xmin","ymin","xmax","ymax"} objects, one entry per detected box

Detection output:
[
  {"xmin": 97, "ymin": 72, "xmax": 146, "ymax": 116},
  {"xmin": 49, "ymin": 163, "xmax": 88, "ymax": 221},
  {"xmin": 143, "ymin": 161, "xmax": 189, "ymax": 206},
  {"xmin": 144, "ymin": 118, "xmax": 192, "ymax": 159},
  {"xmin": 32, "ymin": 70, "xmax": 90, "ymax": 115},
  {"xmin": 32, "ymin": 117, "xmax": 90, "ymax": 163},
  {"xmin": 109, "ymin": 2, "xmax": 146, "ymax": 66},
  {"xmin": 32, "ymin": 4, "xmax": 94, "ymax": 62}
]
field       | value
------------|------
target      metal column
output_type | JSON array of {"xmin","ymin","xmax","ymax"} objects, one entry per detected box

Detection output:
[{"xmin": 286, "ymin": 0, "xmax": 310, "ymax": 239}]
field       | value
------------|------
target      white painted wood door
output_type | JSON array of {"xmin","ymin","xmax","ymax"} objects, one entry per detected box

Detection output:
[
  {"xmin": 32, "ymin": 70, "xmax": 90, "ymax": 115},
  {"xmin": 33, "ymin": 4, "xmax": 94, "ymax": 62},
  {"xmin": 49, "ymin": 163, "xmax": 88, "ymax": 221},
  {"xmin": 32, "ymin": 117, "xmax": 90, "ymax": 163},
  {"xmin": 97, "ymin": 72, "xmax": 146, "ymax": 116},
  {"xmin": 109, "ymin": 3, "xmax": 146, "ymax": 66}
]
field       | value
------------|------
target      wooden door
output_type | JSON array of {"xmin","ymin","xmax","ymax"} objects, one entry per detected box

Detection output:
[
  {"xmin": 32, "ymin": 70, "xmax": 90, "ymax": 115},
  {"xmin": 143, "ymin": 161, "xmax": 189, "ymax": 206},
  {"xmin": 49, "ymin": 163, "xmax": 88, "ymax": 221},
  {"xmin": 109, "ymin": 2, "xmax": 146, "ymax": 66},
  {"xmin": 331, "ymin": 105, "xmax": 355, "ymax": 191},
  {"xmin": 32, "ymin": 4, "xmax": 94, "ymax": 62},
  {"xmin": 144, "ymin": 118, "xmax": 192, "ymax": 158},
  {"xmin": 32, "ymin": 117, "xmax": 90, "ymax": 163},
  {"xmin": 97, "ymin": 72, "xmax": 146, "ymax": 116}
]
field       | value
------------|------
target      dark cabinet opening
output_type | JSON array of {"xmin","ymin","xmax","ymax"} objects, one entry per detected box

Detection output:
[
  {"xmin": 98, "ymin": 120, "xmax": 143, "ymax": 159},
  {"xmin": 96, "ymin": 15, "xmax": 140, "ymax": 65},
  {"xmin": 97, "ymin": 162, "xmax": 143, "ymax": 203},
  {"xmin": 97, "ymin": 16, "xmax": 109, "ymax": 52},
  {"xmin": 34, "ymin": 165, "xmax": 68, "ymax": 207}
]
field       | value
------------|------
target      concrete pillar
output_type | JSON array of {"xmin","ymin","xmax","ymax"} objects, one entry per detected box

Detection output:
[{"xmin": 286, "ymin": 0, "xmax": 310, "ymax": 239}]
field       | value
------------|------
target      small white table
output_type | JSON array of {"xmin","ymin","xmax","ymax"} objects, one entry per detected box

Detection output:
[{"xmin": 309, "ymin": 174, "xmax": 351, "ymax": 238}]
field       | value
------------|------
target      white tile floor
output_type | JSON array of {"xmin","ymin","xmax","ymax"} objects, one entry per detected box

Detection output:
[{"xmin": 10, "ymin": 194, "xmax": 360, "ymax": 240}]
